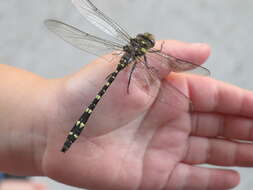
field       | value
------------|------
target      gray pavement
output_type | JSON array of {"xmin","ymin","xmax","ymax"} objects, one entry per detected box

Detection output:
[{"xmin": 1, "ymin": 0, "xmax": 253, "ymax": 189}]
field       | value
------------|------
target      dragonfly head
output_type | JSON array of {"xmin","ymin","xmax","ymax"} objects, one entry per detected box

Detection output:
[{"xmin": 137, "ymin": 33, "xmax": 155, "ymax": 49}]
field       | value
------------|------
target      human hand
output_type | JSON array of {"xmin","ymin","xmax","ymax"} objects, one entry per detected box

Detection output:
[{"xmin": 41, "ymin": 40, "xmax": 252, "ymax": 190}]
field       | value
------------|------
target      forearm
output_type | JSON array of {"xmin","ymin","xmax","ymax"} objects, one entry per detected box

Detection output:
[{"xmin": 0, "ymin": 64, "xmax": 51, "ymax": 176}]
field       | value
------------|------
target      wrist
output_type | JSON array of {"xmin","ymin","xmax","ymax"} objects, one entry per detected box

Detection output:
[{"xmin": 0, "ymin": 65, "xmax": 61, "ymax": 176}]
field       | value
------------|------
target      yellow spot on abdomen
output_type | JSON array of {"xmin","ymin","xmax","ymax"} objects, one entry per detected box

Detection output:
[
  {"xmin": 96, "ymin": 95, "xmax": 101, "ymax": 100},
  {"xmin": 79, "ymin": 122, "xmax": 85, "ymax": 128},
  {"xmin": 85, "ymin": 108, "xmax": 92, "ymax": 113}
]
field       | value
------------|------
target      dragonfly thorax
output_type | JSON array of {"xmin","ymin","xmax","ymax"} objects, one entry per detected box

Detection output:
[
  {"xmin": 136, "ymin": 32, "xmax": 155, "ymax": 49},
  {"xmin": 123, "ymin": 33, "xmax": 155, "ymax": 56}
]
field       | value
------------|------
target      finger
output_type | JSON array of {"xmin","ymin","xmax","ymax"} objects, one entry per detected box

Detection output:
[
  {"xmin": 183, "ymin": 136, "xmax": 253, "ymax": 167},
  {"xmin": 167, "ymin": 164, "xmax": 239, "ymax": 190},
  {"xmin": 183, "ymin": 74, "xmax": 253, "ymax": 117},
  {"xmin": 191, "ymin": 112, "xmax": 253, "ymax": 141}
]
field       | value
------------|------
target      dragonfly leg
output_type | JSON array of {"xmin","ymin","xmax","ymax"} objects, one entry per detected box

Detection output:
[
  {"xmin": 143, "ymin": 55, "xmax": 160, "ymax": 75},
  {"xmin": 159, "ymin": 41, "xmax": 165, "ymax": 51},
  {"xmin": 127, "ymin": 61, "xmax": 137, "ymax": 94},
  {"xmin": 143, "ymin": 55, "xmax": 151, "ymax": 69},
  {"xmin": 150, "ymin": 41, "xmax": 165, "ymax": 53}
]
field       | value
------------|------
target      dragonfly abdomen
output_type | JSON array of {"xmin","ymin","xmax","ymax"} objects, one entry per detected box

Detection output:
[{"xmin": 61, "ymin": 54, "xmax": 131, "ymax": 152}]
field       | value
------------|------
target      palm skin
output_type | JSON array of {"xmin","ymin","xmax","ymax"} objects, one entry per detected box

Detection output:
[{"xmin": 40, "ymin": 40, "xmax": 253, "ymax": 190}]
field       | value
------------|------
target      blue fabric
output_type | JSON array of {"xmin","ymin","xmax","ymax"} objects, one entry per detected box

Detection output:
[
  {"xmin": 0, "ymin": 173, "xmax": 28, "ymax": 180},
  {"xmin": 0, "ymin": 173, "xmax": 5, "ymax": 180}
]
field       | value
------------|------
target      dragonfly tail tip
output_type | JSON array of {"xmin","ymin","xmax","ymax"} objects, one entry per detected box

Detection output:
[{"xmin": 61, "ymin": 145, "xmax": 69, "ymax": 153}]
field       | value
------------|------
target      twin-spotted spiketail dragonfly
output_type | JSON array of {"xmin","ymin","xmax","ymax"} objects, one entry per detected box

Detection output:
[{"xmin": 45, "ymin": 0, "xmax": 210, "ymax": 153}]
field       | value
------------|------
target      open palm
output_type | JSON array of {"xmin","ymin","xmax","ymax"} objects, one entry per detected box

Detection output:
[{"xmin": 42, "ymin": 41, "xmax": 253, "ymax": 190}]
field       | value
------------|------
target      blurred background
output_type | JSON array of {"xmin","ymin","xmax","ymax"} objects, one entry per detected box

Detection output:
[{"xmin": 0, "ymin": 0, "xmax": 253, "ymax": 189}]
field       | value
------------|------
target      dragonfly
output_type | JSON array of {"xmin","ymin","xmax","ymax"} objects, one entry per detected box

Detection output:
[{"xmin": 45, "ymin": 0, "xmax": 210, "ymax": 153}]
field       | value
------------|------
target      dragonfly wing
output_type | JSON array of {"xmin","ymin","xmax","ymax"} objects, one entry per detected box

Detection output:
[
  {"xmin": 147, "ymin": 50, "xmax": 210, "ymax": 76},
  {"xmin": 72, "ymin": 0, "xmax": 131, "ymax": 44},
  {"xmin": 127, "ymin": 50, "xmax": 210, "ymax": 111},
  {"xmin": 45, "ymin": 19, "xmax": 123, "ymax": 56}
]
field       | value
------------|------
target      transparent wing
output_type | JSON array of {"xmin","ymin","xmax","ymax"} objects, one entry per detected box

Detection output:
[
  {"xmin": 157, "ymin": 51, "xmax": 210, "ymax": 75},
  {"xmin": 72, "ymin": 0, "xmax": 131, "ymax": 44},
  {"xmin": 121, "ymin": 50, "xmax": 210, "ymax": 111},
  {"xmin": 45, "ymin": 19, "xmax": 124, "ymax": 56},
  {"xmin": 146, "ymin": 49, "xmax": 210, "ymax": 77}
]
